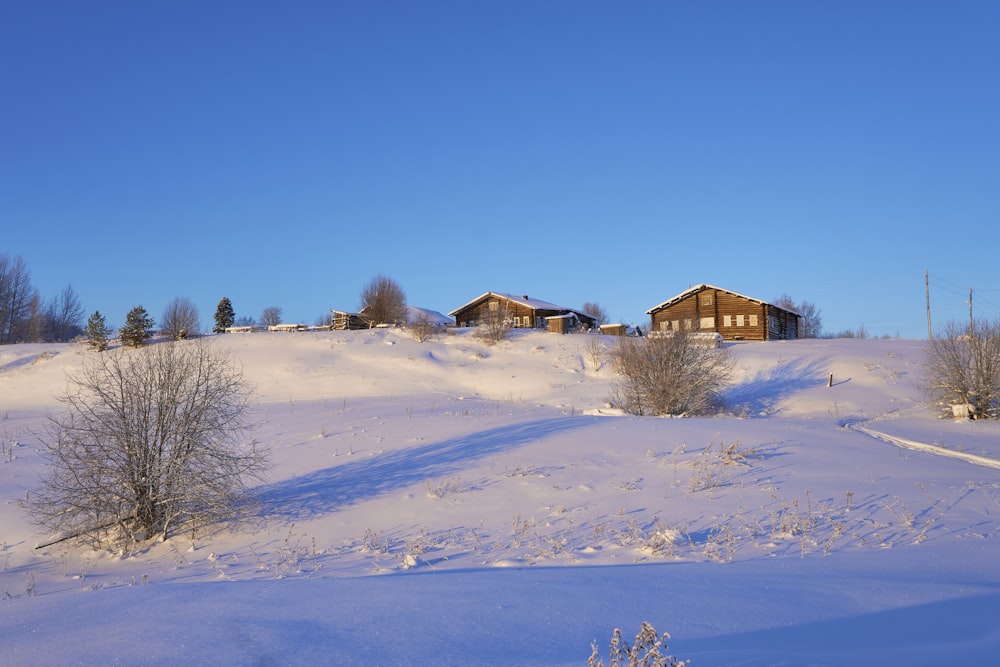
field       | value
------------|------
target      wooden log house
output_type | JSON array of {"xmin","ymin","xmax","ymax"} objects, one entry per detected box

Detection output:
[
  {"xmin": 449, "ymin": 292, "xmax": 597, "ymax": 333},
  {"xmin": 646, "ymin": 284, "xmax": 799, "ymax": 341}
]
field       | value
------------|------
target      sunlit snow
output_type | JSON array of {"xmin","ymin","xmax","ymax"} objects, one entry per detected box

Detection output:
[{"xmin": 2, "ymin": 330, "xmax": 998, "ymax": 665}]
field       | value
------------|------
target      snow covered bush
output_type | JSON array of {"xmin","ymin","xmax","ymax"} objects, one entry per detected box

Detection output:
[
  {"xmin": 588, "ymin": 621, "xmax": 685, "ymax": 667},
  {"xmin": 608, "ymin": 334, "xmax": 732, "ymax": 416}
]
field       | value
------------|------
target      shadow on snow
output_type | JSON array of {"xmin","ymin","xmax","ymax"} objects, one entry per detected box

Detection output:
[
  {"xmin": 724, "ymin": 357, "xmax": 830, "ymax": 415},
  {"xmin": 255, "ymin": 416, "xmax": 594, "ymax": 521}
]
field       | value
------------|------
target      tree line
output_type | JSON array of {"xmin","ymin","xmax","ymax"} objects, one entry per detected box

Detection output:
[
  {"xmin": 0, "ymin": 254, "xmax": 85, "ymax": 344},
  {"xmin": 5, "ymin": 252, "xmax": 830, "ymax": 348},
  {"xmin": 0, "ymin": 253, "xmax": 412, "ymax": 347}
]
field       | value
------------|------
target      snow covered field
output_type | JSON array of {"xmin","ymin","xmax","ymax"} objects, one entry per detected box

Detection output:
[{"xmin": 2, "ymin": 330, "xmax": 999, "ymax": 665}]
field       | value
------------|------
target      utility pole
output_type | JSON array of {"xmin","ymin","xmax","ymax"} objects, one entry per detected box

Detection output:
[
  {"xmin": 969, "ymin": 287, "xmax": 974, "ymax": 334},
  {"xmin": 925, "ymin": 270, "xmax": 932, "ymax": 339}
]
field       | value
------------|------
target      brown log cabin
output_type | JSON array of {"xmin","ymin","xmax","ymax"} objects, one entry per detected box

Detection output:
[
  {"xmin": 646, "ymin": 284, "xmax": 799, "ymax": 341},
  {"xmin": 449, "ymin": 292, "xmax": 597, "ymax": 333}
]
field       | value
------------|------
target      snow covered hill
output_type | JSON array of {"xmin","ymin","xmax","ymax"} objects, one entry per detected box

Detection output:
[{"xmin": 2, "ymin": 330, "xmax": 999, "ymax": 665}]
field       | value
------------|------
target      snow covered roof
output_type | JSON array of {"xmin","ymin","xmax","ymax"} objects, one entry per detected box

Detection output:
[
  {"xmin": 406, "ymin": 305, "xmax": 453, "ymax": 325},
  {"xmin": 645, "ymin": 283, "xmax": 799, "ymax": 316}
]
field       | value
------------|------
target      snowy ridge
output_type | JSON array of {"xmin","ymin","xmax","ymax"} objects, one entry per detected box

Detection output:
[{"xmin": 1, "ymin": 332, "xmax": 999, "ymax": 665}]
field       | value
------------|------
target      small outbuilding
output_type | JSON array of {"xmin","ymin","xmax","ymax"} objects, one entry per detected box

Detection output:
[
  {"xmin": 599, "ymin": 323, "xmax": 629, "ymax": 336},
  {"xmin": 330, "ymin": 310, "xmax": 370, "ymax": 330}
]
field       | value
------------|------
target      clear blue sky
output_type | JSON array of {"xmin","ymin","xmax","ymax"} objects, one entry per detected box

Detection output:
[{"xmin": 3, "ymin": 1, "xmax": 998, "ymax": 338}]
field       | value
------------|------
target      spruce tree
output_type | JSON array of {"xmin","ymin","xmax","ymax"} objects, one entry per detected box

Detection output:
[
  {"xmin": 214, "ymin": 296, "xmax": 235, "ymax": 333},
  {"xmin": 120, "ymin": 306, "xmax": 154, "ymax": 347},
  {"xmin": 84, "ymin": 311, "xmax": 111, "ymax": 352}
]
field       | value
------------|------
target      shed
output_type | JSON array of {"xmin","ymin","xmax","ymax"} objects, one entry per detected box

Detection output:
[
  {"xmin": 599, "ymin": 323, "xmax": 628, "ymax": 336},
  {"xmin": 330, "ymin": 310, "xmax": 370, "ymax": 330}
]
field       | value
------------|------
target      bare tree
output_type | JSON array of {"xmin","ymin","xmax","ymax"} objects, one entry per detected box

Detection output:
[
  {"xmin": 161, "ymin": 296, "xmax": 201, "ymax": 340},
  {"xmin": 773, "ymin": 294, "xmax": 822, "ymax": 338},
  {"xmin": 609, "ymin": 333, "xmax": 733, "ymax": 416},
  {"xmin": 0, "ymin": 253, "xmax": 35, "ymax": 343},
  {"xmin": 315, "ymin": 311, "xmax": 334, "ymax": 329},
  {"xmin": 475, "ymin": 298, "xmax": 512, "ymax": 344},
  {"xmin": 360, "ymin": 274, "xmax": 407, "ymax": 327},
  {"xmin": 581, "ymin": 301, "xmax": 610, "ymax": 326},
  {"xmin": 924, "ymin": 318, "xmax": 1000, "ymax": 419},
  {"xmin": 260, "ymin": 306, "xmax": 283, "ymax": 327},
  {"xmin": 29, "ymin": 340, "xmax": 268, "ymax": 549},
  {"xmin": 22, "ymin": 289, "xmax": 46, "ymax": 342}
]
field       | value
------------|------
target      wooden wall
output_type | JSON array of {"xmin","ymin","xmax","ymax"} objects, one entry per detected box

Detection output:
[
  {"xmin": 650, "ymin": 287, "xmax": 799, "ymax": 341},
  {"xmin": 454, "ymin": 297, "xmax": 538, "ymax": 328}
]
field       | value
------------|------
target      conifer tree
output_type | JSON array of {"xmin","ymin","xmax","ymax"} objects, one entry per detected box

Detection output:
[
  {"xmin": 84, "ymin": 311, "xmax": 111, "ymax": 352},
  {"xmin": 120, "ymin": 306, "xmax": 154, "ymax": 347},
  {"xmin": 214, "ymin": 296, "xmax": 235, "ymax": 333}
]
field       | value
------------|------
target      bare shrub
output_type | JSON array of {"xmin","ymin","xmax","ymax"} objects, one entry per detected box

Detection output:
[
  {"xmin": 586, "ymin": 334, "xmax": 606, "ymax": 371},
  {"xmin": 29, "ymin": 340, "xmax": 268, "ymax": 550},
  {"xmin": 475, "ymin": 298, "xmax": 512, "ymax": 344},
  {"xmin": 608, "ymin": 334, "xmax": 732, "ymax": 416},
  {"xmin": 588, "ymin": 621, "xmax": 686, "ymax": 667},
  {"xmin": 687, "ymin": 438, "xmax": 759, "ymax": 492},
  {"xmin": 407, "ymin": 314, "xmax": 438, "ymax": 342},
  {"xmin": 924, "ymin": 319, "xmax": 1000, "ymax": 419}
]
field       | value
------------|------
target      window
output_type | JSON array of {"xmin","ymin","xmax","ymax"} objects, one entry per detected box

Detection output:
[
  {"xmin": 671, "ymin": 320, "xmax": 680, "ymax": 331},
  {"xmin": 513, "ymin": 316, "xmax": 521, "ymax": 327},
  {"xmin": 723, "ymin": 315, "xmax": 732, "ymax": 327},
  {"xmin": 749, "ymin": 314, "xmax": 758, "ymax": 327},
  {"xmin": 700, "ymin": 317, "xmax": 715, "ymax": 329},
  {"xmin": 489, "ymin": 301, "xmax": 499, "ymax": 312},
  {"xmin": 660, "ymin": 321, "xmax": 670, "ymax": 331},
  {"xmin": 683, "ymin": 319, "xmax": 693, "ymax": 330},
  {"xmin": 700, "ymin": 294, "xmax": 714, "ymax": 307},
  {"xmin": 736, "ymin": 315, "xmax": 745, "ymax": 327}
]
